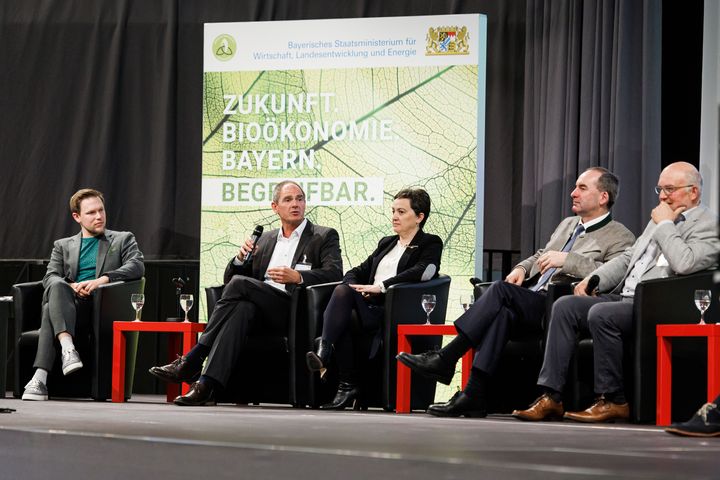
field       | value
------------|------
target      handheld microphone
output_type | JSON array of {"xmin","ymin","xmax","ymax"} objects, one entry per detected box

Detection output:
[
  {"xmin": 585, "ymin": 275, "xmax": 600, "ymax": 295},
  {"xmin": 238, "ymin": 225, "xmax": 264, "ymax": 265}
]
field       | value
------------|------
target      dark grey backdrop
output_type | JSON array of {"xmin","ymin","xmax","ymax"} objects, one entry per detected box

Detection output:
[{"xmin": 0, "ymin": 0, "xmax": 702, "ymax": 262}]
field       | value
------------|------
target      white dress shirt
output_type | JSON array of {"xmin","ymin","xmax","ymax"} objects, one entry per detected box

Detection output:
[
  {"xmin": 263, "ymin": 219, "xmax": 308, "ymax": 291},
  {"xmin": 372, "ymin": 241, "xmax": 407, "ymax": 288}
]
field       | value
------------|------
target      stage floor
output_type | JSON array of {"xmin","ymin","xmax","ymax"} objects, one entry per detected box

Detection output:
[{"xmin": 0, "ymin": 394, "xmax": 717, "ymax": 480}]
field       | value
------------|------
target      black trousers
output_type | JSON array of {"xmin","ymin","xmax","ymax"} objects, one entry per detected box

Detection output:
[
  {"xmin": 321, "ymin": 284, "xmax": 384, "ymax": 379},
  {"xmin": 200, "ymin": 276, "xmax": 291, "ymax": 388},
  {"xmin": 454, "ymin": 281, "xmax": 546, "ymax": 374}
]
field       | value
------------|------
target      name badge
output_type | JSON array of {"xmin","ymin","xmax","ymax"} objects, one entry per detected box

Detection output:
[{"xmin": 295, "ymin": 254, "xmax": 312, "ymax": 271}]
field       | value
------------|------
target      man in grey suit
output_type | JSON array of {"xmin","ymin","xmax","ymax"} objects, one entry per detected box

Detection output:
[
  {"xmin": 514, "ymin": 162, "xmax": 720, "ymax": 422},
  {"xmin": 397, "ymin": 167, "xmax": 635, "ymax": 417},
  {"xmin": 22, "ymin": 188, "xmax": 144, "ymax": 401}
]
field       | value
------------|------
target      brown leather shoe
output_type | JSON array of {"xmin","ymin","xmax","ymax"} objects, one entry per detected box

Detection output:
[
  {"xmin": 512, "ymin": 394, "xmax": 564, "ymax": 421},
  {"xmin": 564, "ymin": 398, "xmax": 629, "ymax": 423}
]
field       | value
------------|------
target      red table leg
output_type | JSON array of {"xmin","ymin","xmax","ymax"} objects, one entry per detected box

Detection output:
[
  {"xmin": 708, "ymin": 334, "xmax": 720, "ymax": 402},
  {"xmin": 167, "ymin": 332, "xmax": 182, "ymax": 402},
  {"xmin": 180, "ymin": 327, "xmax": 200, "ymax": 396},
  {"xmin": 656, "ymin": 335, "xmax": 672, "ymax": 426},
  {"xmin": 396, "ymin": 332, "xmax": 412, "ymax": 414},
  {"xmin": 111, "ymin": 326, "xmax": 127, "ymax": 403},
  {"xmin": 460, "ymin": 350, "xmax": 473, "ymax": 389}
]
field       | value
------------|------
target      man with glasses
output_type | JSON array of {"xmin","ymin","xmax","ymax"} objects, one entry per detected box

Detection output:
[{"xmin": 513, "ymin": 162, "xmax": 720, "ymax": 422}]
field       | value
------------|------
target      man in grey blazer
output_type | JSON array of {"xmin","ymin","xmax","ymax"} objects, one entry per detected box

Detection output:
[
  {"xmin": 397, "ymin": 167, "xmax": 635, "ymax": 417},
  {"xmin": 514, "ymin": 162, "xmax": 720, "ymax": 422},
  {"xmin": 149, "ymin": 180, "xmax": 343, "ymax": 406},
  {"xmin": 22, "ymin": 189, "xmax": 144, "ymax": 401}
]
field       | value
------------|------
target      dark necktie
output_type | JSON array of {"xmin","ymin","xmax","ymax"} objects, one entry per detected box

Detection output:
[{"xmin": 531, "ymin": 223, "xmax": 585, "ymax": 292}]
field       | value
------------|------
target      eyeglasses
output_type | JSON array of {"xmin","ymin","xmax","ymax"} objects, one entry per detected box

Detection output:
[{"xmin": 654, "ymin": 185, "xmax": 694, "ymax": 195}]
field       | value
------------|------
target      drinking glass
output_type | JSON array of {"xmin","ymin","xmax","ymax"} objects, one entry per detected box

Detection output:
[
  {"xmin": 180, "ymin": 293, "xmax": 194, "ymax": 323},
  {"xmin": 130, "ymin": 293, "xmax": 144, "ymax": 322},
  {"xmin": 421, "ymin": 294, "xmax": 436, "ymax": 325},
  {"xmin": 460, "ymin": 294, "xmax": 474, "ymax": 312},
  {"xmin": 694, "ymin": 290, "xmax": 711, "ymax": 325}
]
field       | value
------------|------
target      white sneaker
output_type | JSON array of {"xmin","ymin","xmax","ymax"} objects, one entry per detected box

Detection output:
[
  {"xmin": 61, "ymin": 349, "xmax": 83, "ymax": 375},
  {"xmin": 22, "ymin": 378, "xmax": 48, "ymax": 401}
]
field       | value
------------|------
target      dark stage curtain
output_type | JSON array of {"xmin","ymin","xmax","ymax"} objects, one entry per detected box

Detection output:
[
  {"xmin": 0, "ymin": 0, "xmax": 662, "ymax": 262},
  {"xmin": 521, "ymin": 0, "xmax": 662, "ymax": 254}
]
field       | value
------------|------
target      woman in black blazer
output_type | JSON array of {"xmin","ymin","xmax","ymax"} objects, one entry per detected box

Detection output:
[{"xmin": 306, "ymin": 187, "xmax": 443, "ymax": 409}]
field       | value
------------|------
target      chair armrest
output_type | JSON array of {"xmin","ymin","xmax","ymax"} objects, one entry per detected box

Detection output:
[
  {"xmin": 384, "ymin": 274, "xmax": 452, "ymax": 329},
  {"xmin": 12, "ymin": 281, "xmax": 44, "ymax": 334},
  {"xmin": 381, "ymin": 274, "xmax": 451, "ymax": 410},
  {"xmin": 92, "ymin": 278, "xmax": 146, "ymax": 320},
  {"xmin": 305, "ymin": 281, "xmax": 341, "ymax": 338},
  {"xmin": 205, "ymin": 285, "xmax": 225, "ymax": 317},
  {"xmin": 91, "ymin": 277, "xmax": 145, "ymax": 400},
  {"xmin": 472, "ymin": 282, "xmax": 493, "ymax": 301}
]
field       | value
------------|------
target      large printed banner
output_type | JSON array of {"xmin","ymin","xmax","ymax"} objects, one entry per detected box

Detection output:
[{"xmin": 201, "ymin": 14, "xmax": 487, "ymax": 322}]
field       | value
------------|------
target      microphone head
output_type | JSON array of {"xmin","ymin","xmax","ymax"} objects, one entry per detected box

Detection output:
[
  {"xmin": 252, "ymin": 225, "xmax": 264, "ymax": 236},
  {"xmin": 586, "ymin": 275, "xmax": 600, "ymax": 294}
]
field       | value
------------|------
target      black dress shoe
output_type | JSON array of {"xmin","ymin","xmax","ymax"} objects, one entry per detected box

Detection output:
[
  {"xmin": 149, "ymin": 355, "xmax": 201, "ymax": 384},
  {"xmin": 396, "ymin": 350, "xmax": 455, "ymax": 385},
  {"xmin": 426, "ymin": 391, "xmax": 486, "ymax": 418},
  {"xmin": 173, "ymin": 382, "xmax": 216, "ymax": 406},
  {"xmin": 320, "ymin": 382, "xmax": 360, "ymax": 410},
  {"xmin": 306, "ymin": 339, "xmax": 333, "ymax": 377},
  {"xmin": 665, "ymin": 402, "xmax": 720, "ymax": 437}
]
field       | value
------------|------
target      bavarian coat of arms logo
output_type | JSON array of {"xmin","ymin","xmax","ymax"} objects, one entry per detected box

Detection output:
[{"xmin": 426, "ymin": 26, "xmax": 470, "ymax": 55}]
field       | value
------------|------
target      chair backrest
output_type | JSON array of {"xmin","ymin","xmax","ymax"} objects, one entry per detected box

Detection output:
[{"xmin": 12, "ymin": 281, "xmax": 44, "ymax": 334}]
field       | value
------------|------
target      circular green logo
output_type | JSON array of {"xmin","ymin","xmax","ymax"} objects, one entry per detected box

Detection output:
[{"xmin": 212, "ymin": 34, "xmax": 236, "ymax": 62}]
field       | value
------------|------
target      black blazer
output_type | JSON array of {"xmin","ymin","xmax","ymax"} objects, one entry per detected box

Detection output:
[
  {"xmin": 343, "ymin": 229, "xmax": 443, "ymax": 290},
  {"xmin": 223, "ymin": 220, "xmax": 343, "ymax": 293}
]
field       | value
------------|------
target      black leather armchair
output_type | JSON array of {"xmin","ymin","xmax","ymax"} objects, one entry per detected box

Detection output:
[
  {"xmin": 632, "ymin": 271, "xmax": 718, "ymax": 422},
  {"xmin": 12, "ymin": 278, "xmax": 145, "ymax": 400},
  {"xmin": 471, "ymin": 280, "xmax": 574, "ymax": 413},
  {"xmin": 566, "ymin": 270, "xmax": 718, "ymax": 423},
  {"xmin": 305, "ymin": 274, "xmax": 452, "ymax": 411},
  {"xmin": 205, "ymin": 284, "xmax": 319, "ymax": 406}
]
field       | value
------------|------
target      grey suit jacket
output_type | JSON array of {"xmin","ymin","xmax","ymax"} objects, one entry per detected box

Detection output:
[
  {"xmin": 592, "ymin": 205, "xmax": 720, "ymax": 293},
  {"xmin": 42, "ymin": 229, "xmax": 145, "ymax": 302},
  {"xmin": 517, "ymin": 215, "xmax": 635, "ymax": 284}
]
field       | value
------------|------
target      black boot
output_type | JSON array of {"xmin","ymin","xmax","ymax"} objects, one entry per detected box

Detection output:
[
  {"xmin": 306, "ymin": 339, "xmax": 333, "ymax": 377},
  {"xmin": 320, "ymin": 381, "xmax": 360, "ymax": 410}
]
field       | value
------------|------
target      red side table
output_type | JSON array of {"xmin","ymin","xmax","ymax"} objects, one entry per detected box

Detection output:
[
  {"xmin": 112, "ymin": 321, "xmax": 206, "ymax": 403},
  {"xmin": 656, "ymin": 323, "xmax": 720, "ymax": 425},
  {"xmin": 396, "ymin": 324, "xmax": 473, "ymax": 414}
]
